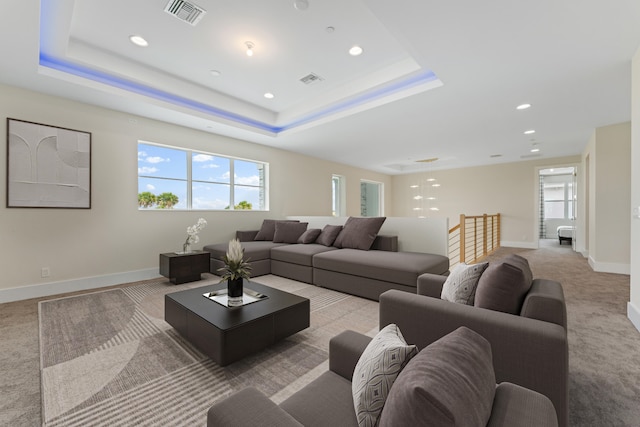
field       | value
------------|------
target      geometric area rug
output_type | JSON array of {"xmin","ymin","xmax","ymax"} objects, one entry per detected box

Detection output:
[{"xmin": 38, "ymin": 275, "xmax": 379, "ymax": 426}]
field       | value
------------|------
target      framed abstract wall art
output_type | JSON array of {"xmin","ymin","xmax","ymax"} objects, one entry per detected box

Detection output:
[{"xmin": 6, "ymin": 118, "xmax": 91, "ymax": 208}]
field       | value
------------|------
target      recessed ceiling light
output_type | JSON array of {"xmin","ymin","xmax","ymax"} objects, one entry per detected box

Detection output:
[
  {"xmin": 413, "ymin": 196, "xmax": 423, "ymax": 200},
  {"xmin": 516, "ymin": 103, "xmax": 531, "ymax": 110},
  {"xmin": 430, "ymin": 207, "xmax": 439, "ymax": 211},
  {"xmin": 294, "ymin": 0, "xmax": 309, "ymax": 11},
  {"xmin": 264, "ymin": 92, "xmax": 274, "ymax": 99},
  {"xmin": 410, "ymin": 185, "xmax": 419, "ymax": 188},
  {"xmin": 432, "ymin": 183, "xmax": 441, "ymax": 187},
  {"xmin": 426, "ymin": 178, "xmax": 436, "ymax": 182},
  {"xmin": 349, "ymin": 45, "xmax": 363, "ymax": 56},
  {"xmin": 524, "ymin": 129, "xmax": 536, "ymax": 135},
  {"xmin": 129, "ymin": 35, "xmax": 148, "ymax": 47},
  {"xmin": 531, "ymin": 148, "xmax": 540, "ymax": 153},
  {"xmin": 427, "ymin": 197, "xmax": 436, "ymax": 200},
  {"xmin": 210, "ymin": 70, "xmax": 221, "ymax": 77}
]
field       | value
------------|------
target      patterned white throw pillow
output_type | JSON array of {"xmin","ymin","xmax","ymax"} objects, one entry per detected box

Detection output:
[
  {"xmin": 352, "ymin": 324, "xmax": 418, "ymax": 427},
  {"xmin": 441, "ymin": 262, "xmax": 489, "ymax": 305}
]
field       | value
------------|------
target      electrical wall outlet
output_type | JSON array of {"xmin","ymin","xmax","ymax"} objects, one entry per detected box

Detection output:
[{"xmin": 41, "ymin": 267, "xmax": 50, "ymax": 278}]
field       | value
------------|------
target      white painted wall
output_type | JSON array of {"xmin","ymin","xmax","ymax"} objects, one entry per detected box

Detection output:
[
  {"xmin": 581, "ymin": 122, "xmax": 631, "ymax": 274},
  {"xmin": 0, "ymin": 84, "xmax": 391, "ymax": 302},
  {"xmin": 629, "ymin": 46, "xmax": 640, "ymax": 331},
  {"xmin": 390, "ymin": 157, "xmax": 580, "ymax": 248}
]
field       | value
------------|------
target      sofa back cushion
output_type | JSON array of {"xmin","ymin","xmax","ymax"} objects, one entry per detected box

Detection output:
[
  {"xmin": 334, "ymin": 216, "xmax": 386, "ymax": 250},
  {"xmin": 379, "ymin": 327, "xmax": 496, "ymax": 427},
  {"xmin": 297, "ymin": 228, "xmax": 322, "ymax": 244},
  {"xmin": 316, "ymin": 225, "xmax": 343, "ymax": 246},
  {"xmin": 474, "ymin": 254, "xmax": 533, "ymax": 314},
  {"xmin": 254, "ymin": 219, "xmax": 299, "ymax": 241},
  {"xmin": 273, "ymin": 222, "xmax": 309, "ymax": 243}
]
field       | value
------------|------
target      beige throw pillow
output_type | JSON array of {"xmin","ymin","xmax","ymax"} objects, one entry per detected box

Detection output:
[
  {"xmin": 441, "ymin": 262, "xmax": 489, "ymax": 305},
  {"xmin": 352, "ymin": 324, "xmax": 417, "ymax": 427}
]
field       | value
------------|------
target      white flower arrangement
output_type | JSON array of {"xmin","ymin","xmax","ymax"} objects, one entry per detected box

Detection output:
[{"xmin": 183, "ymin": 218, "xmax": 207, "ymax": 251}]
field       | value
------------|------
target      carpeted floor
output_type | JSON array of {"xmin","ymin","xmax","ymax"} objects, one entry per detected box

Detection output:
[{"xmin": 1, "ymin": 244, "xmax": 639, "ymax": 426}]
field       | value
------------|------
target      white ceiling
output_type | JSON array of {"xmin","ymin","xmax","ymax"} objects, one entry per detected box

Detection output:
[{"xmin": 2, "ymin": 0, "xmax": 640, "ymax": 174}]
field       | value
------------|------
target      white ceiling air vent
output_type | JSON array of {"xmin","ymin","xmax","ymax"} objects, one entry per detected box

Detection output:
[
  {"xmin": 299, "ymin": 73, "xmax": 324, "ymax": 85},
  {"xmin": 164, "ymin": 0, "xmax": 206, "ymax": 26}
]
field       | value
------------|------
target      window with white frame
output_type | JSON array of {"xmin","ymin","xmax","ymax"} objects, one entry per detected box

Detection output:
[
  {"xmin": 543, "ymin": 176, "xmax": 573, "ymax": 219},
  {"xmin": 360, "ymin": 180, "xmax": 383, "ymax": 217},
  {"xmin": 332, "ymin": 174, "xmax": 345, "ymax": 217},
  {"xmin": 137, "ymin": 142, "xmax": 268, "ymax": 210}
]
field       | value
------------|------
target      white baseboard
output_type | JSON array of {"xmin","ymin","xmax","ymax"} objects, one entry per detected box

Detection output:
[
  {"xmin": 0, "ymin": 268, "xmax": 160, "ymax": 304},
  {"xmin": 500, "ymin": 241, "xmax": 538, "ymax": 249},
  {"xmin": 587, "ymin": 256, "xmax": 630, "ymax": 275},
  {"xmin": 628, "ymin": 302, "xmax": 640, "ymax": 333}
]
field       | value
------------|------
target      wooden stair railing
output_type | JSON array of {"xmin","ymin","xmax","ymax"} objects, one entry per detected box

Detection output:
[{"xmin": 448, "ymin": 213, "xmax": 501, "ymax": 269}]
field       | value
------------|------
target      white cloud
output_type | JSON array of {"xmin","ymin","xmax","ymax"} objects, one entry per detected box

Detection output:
[
  {"xmin": 192, "ymin": 197, "xmax": 229, "ymax": 210},
  {"xmin": 146, "ymin": 184, "xmax": 156, "ymax": 190},
  {"xmin": 146, "ymin": 156, "xmax": 169, "ymax": 164},
  {"xmin": 193, "ymin": 154, "xmax": 214, "ymax": 162},
  {"xmin": 202, "ymin": 163, "xmax": 220, "ymax": 169},
  {"xmin": 138, "ymin": 166, "xmax": 158, "ymax": 174},
  {"xmin": 235, "ymin": 175, "xmax": 259, "ymax": 186}
]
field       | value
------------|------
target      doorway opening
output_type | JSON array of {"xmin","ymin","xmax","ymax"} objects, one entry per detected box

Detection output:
[{"xmin": 538, "ymin": 166, "xmax": 577, "ymax": 249}]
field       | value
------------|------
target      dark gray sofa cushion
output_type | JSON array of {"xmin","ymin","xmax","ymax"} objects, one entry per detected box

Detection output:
[
  {"xmin": 254, "ymin": 219, "xmax": 299, "ymax": 241},
  {"xmin": 334, "ymin": 216, "xmax": 386, "ymax": 250},
  {"xmin": 379, "ymin": 326, "xmax": 496, "ymax": 427},
  {"xmin": 298, "ymin": 228, "xmax": 322, "ymax": 244},
  {"xmin": 487, "ymin": 382, "xmax": 559, "ymax": 427},
  {"xmin": 316, "ymin": 225, "xmax": 343, "ymax": 246},
  {"xmin": 475, "ymin": 254, "xmax": 533, "ymax": 314},
  {"xmin": 280, "ymin": 371, "xmax": 358, "ymax": 427},
  {"xmin": 271, "ymin": 244, "xmax": 338, "ymax": 267},
  {"xmin": 313, "ymin": 249, "xmax": 450, "ymax": 287},
  {"xmin": 273, "ymin": 221, "xmax": 308, "ymax": 243}
]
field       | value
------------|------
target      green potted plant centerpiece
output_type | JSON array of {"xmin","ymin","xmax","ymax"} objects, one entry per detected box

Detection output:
[{"xmin": 218, "ymin": 238, "xmax": 252, "ymax": 305}]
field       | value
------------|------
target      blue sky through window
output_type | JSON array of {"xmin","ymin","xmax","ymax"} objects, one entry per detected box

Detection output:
[{"xmin": 138, "ymin": 143, "xmax": 265, "ymax": 210}]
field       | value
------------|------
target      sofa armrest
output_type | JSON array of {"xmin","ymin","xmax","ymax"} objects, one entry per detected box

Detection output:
[
  {"xmin": 207, "ymin": 387, "xmax": 303, "ymax": 427},
  {"xmin": 488, "ymin": 383, "xmax": 558, "ymax": 427},
  {"xmin": 329, "ymin": 330, "xmax": 372, "ymax": 381},
  {"xmin": 520, "ymin": 279, "xmax": 567, "ymax": 328},
  {"xmin": 416, "ymin": 273, "xmax": 447, "ymax": 297},
  {"xmin": 379, "ymin": 290, "xmax": 568, "ymax": 427},
  {"xmin": 236, "ymin": 230, "xmax": 259, "ymax": 241}
]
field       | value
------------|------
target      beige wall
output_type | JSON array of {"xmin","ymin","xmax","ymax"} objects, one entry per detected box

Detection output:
[
  {"xmin": 630, "ymin": 46, "xmax": 640, "ymax": 330},
  {"xmin": 0, "ymin": 84, "xmax": 390, "ymax": 299},
  {"xmin": 581, "ymin": 122, "xmax": 631, "ymax": 273},
  {"xmin": 390, "ymin": 157, "xmax": 580, "ymax": 247}
]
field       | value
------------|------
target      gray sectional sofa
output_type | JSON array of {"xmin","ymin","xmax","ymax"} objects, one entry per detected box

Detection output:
[{"xmin": 203, "ymin": 218, "xmax": 450, "ymax": 301}]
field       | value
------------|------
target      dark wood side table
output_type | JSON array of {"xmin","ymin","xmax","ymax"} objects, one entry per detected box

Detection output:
[{"xmin": 159, "ymin": 251, "xmax": 210, "ymax": 284}]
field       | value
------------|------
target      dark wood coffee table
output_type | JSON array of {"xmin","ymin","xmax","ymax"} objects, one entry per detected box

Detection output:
[{"xmin": 165, "ymin": 281, "xmax": 310, "ymax": 366}]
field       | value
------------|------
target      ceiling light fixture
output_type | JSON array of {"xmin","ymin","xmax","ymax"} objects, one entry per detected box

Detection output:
[
  {"xmin": 245, "ymin": 41, "xmax": 255, "ymax": 57},
  {"xmin": 129, "ymin": 35, "xmax": 148, "ymax": 47},
  {"xmin": 516, "ymin": 103, "xmax": 531, "ymax": 110},
  {"xmin": 294, "ymin": 0, "xmax": 309, "ymax": 11},
  {"xmin": 531, "ymin": 148, "xmax": 540, "ymax": 153},
  {"xmin": 524, "ymin": 129, "xmax": 536, "ymax": 135},
  {"xmin": 349, "ymin": 45, "xmax": 363, "ymax": 56},
  {"xmin": 264, "ymin": 92, "xmax": 274, "ymax": 99}
]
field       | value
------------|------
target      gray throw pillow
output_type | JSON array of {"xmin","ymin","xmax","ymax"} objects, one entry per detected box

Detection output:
[
  {"xmin": 352, "ymin": 324, "xmax": 417, "ymax": 427},
  {"xmin": 297, "ymin": 228, "xmax": 322, "ymax": 244},
  {"xmin": 315, "ymin": 225, "xmax": 343, "ymax": 246},
  {"xmin": 474, "ymin": 254, "xmax": 533, "ymax": 314},
  {"xmin": 379, "ymin": 327, "xmax": 496, "ymax": 427},
  {"xmin": 441, "ymin": 262, "xmax": 489, "ymax": 305},
  {"xmin": 273, "ymin": 222, "xmax": 308, "ymax": 244},
  {"xmin": 254, "ymin": 219, "xmax": 298, "ymax": 241},
  {"xmin": 333, "ymin": 217, "xmax": 386, "ymax": 250}
]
